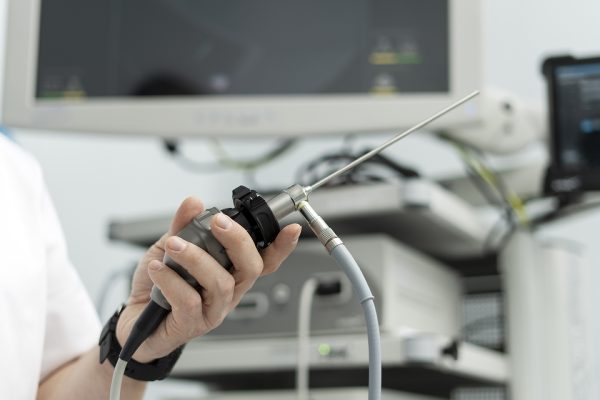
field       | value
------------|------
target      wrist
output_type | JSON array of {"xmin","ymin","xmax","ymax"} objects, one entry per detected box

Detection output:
[
  {"xmin": 100, "ymin": 305, "xmax": 185, "ymax": 381},
  {"xmin": 116, "ymin": 303, "xmax": 183, "ymax": 363},
  {"xmin": 115, "ymin": 304, "xmax": 153, "ymax": 363}
]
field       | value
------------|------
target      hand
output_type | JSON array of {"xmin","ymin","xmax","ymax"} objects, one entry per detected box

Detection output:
[{"xmin": 116, "ymin": 197, "xmax": 301, "ymax": 363}]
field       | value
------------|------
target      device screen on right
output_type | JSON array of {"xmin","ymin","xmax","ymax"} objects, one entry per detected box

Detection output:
[{"xmin": 553, "ymin": 62, "xmax": 600, "ymax": 170}]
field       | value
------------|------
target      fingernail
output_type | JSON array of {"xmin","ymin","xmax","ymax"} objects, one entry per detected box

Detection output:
[
  {"xmin": 215, "ymin": 213, "xmax": 232, "ymax": 230},
  {"xmin": 167, "ymin": 236, "xmax": 188, "ymax": 252},
  {"xmin": 292, "ymin": 227, "xmax": 302, "ymax": 242},
  {"xmin": 149, "ymin": 260, "xmax": 164, "ymax": 271}
]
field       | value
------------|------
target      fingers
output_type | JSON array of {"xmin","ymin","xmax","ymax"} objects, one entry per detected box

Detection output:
[
  {"xmin": 260, "ymin": 224, "xmax": 302, "ymax": 275},
  {"xmin": 210, "ymin": 213, "xmax": 265, "ymax": 300},
  {"xmin": 146, "ymin": 260, "xmax": 204, "ymax": 335},
  {"xmin": 148, "ymin": 196, "xmax": 205, "ymax": 258},
  {"xmin": 162, "ymin": 236, "xmax": 235, "ymax": 327},
  {"xmin": 154, "ymin": 213, "xmax": 299, "ymax": 339},
  {"xmin": 130, "ymin": 198, "xmax": 303, "ymax": 363},
  {"xmin": 210, "ymin": 216, "xmax": 301, "ymax": 306},
  {"xmin": 168, "ymin": 197, "xmax": 205, "ymax": 236}
]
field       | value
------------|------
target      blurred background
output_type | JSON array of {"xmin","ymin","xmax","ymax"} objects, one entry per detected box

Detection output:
[{"xmin": 2, "ymin": 1, "xmax": 600, "ymax": 399}]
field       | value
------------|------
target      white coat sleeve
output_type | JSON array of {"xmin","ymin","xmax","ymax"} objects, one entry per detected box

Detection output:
[{"xmin": 39, "ymin": 184, "xmax": 101, "ymax": 380}]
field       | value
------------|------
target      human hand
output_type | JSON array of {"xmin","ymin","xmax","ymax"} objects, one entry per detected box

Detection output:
[{"xmin": 116, "ymin": 197, "xmax": 301, "ymax": 363}]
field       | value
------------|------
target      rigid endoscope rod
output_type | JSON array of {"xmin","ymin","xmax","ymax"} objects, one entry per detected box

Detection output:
[{"xmin": 305, "ymin": 90, "xmax": 480, "ymax": 194}]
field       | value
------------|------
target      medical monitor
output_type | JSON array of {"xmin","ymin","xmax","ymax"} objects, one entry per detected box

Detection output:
[
  {"xmin": 3, "ymin": 0, "xmax": 482, "ymax": 137},
  {"xmin": 543, "ymin": 55, "xmax": 600, "ymax": 194}
]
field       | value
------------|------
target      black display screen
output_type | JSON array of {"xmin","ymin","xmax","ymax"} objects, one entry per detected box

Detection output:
[
  {"xmin": 554, "ymin": 63, "xmax": 600, "ymax": 170},
  {"xmin": 36, "ymin": 0, "xmax": 449, "ymax": 99}
]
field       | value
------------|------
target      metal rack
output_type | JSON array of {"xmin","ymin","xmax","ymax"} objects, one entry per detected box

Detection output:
[
  {"xmin": 172, "ymin": 332, "xmax": 506, "ymax": 398},
  {"xmin": 109, "ymin": 180, "xmax": 497, "ymax": 259},
  {"xmin": 109, "ymin": 179, "xmax": 509, "ymax": 399}
]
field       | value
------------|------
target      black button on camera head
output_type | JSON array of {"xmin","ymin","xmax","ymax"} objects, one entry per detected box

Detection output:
[{"xmin": 222, "ymin": 186, "xmax": 281, "ymax": 249}]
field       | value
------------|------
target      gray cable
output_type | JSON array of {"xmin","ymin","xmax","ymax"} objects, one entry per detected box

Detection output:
[
  {"xmin": 297, "ymin": 278, "xmax": 319, "ymax": 400},
  {"xmin": 109, "ymin": 359, "xmax": 127, "ymax": 400},
  {"xmin": 330, "ymin": 244, "xmax": 381, "ymax": 400},
  {"xmin": 297, "ymin": 201, "xmax": 381, "ymax": 400}
]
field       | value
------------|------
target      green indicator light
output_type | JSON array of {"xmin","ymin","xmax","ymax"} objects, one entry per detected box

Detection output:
[
  {"xmin": 397, "ymin": 53, "xmax": 422, "ymax": 65},
  {"xmin": 318, "ymin": 343, "xmax": 331, "ymax": 356}
]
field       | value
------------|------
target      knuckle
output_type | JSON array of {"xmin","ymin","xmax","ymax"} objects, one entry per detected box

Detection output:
[
  {"xmin": 185, "ymin": 321, "xmax": 203, "ymax": 338},
  {"xmin": 240, "ymin": 232, "xmax": 257, "ymax": 249},
  {"xmin": 214, "ymin": 273, "xmax": 235, "ymax": 296},
  {"xmin": 185, "ymin": 243, "xmax": 205, "ymax": 260},
  {"xmin": 165, "ymin": 318, "xmax": 195, "ymax": 343},
  {"xmin": 247, "ymin": 258, "xmax": 264, "ymax": 277},
  {"xmin": 182, "ymin": 246, "xmax": 211, "ymax": 269},
  {"xmin": 227, "ymin": 224, "xmax": 253, "ymax": 245},
  {"xmin": 182, "ymin": 294, "xmax": 203, "ymax": 311},
  {"xmin": 179, "ymin": 323, "xmax": 196, "ymax": 340}
]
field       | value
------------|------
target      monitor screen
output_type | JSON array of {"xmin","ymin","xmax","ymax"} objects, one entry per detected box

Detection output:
[
  {"xmin": 553, "ymin": 63, "xmax": 600, "ymax": 170},
  {"xmin": 37, "ymin": 0, "xmax": 449, "ymax": 99},
  {"xmin": 543, "ymin": 55, "xmax": 600, "ymax": 195},
  {"xmin": 3, "ymin": 0, "xmax": 481, "ymax": 137}
]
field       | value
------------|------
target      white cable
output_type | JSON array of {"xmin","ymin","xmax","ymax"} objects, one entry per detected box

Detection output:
[
  {"xmin": 109, "ymin": 359, "xmax": 127, "ymax": 400},
  {"xmin": 330, "ymin": 244, "xmax": 381, "ymax": 400},
  {"xmin": 297, "ymin": 278, "xmax": 319, "ymax": 400}
]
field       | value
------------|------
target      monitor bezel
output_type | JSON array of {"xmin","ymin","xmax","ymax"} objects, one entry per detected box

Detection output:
[{"xmin": 2, "ymin": 0, "xmax": 482, "ymax": 137}]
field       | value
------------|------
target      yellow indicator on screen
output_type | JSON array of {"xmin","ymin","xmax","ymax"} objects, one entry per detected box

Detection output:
[
  {"xmin": 369, "ymin": 52, "xmax": 422, "ymax": 65},
  {"xmin": 370, "ymin": 86, "xmax": 397, "ymax": 95},
  {"xmin": 40, "ymin": 90, "xmax": 87, "ymax": 99},
  {"xmin": 63, "ymin": 90, "xmax": 86, "ymax": 98}
]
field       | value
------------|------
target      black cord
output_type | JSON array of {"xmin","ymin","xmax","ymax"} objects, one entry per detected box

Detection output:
[
  {"xmin": 341, "ymin": 133, "xmax": 358, "ymax": 155},
  {"xmin": 162, "ymin": 139, "xmax": 224, "ymax": 173},
  {"xmin": 119, "ymin": 302, "xmax": 171, "ymax": 362},
  {"xmin": 295, "ymin": 149, "xmax": 420, "ymax": 188},
  {"xmin": 162, "ymin": 138, "xmax": 297, "ymax": 173}
]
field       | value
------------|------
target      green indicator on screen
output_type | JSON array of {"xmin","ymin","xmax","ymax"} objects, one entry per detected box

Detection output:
[{"xmin": 318, "ymin": 343, "xmax": 332, "ymax": 356}]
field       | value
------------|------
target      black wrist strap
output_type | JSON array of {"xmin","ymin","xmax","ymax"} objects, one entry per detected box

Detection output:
[{"xmin": 99, "ymin": 305, "xmax": 184, "ymax": 381}]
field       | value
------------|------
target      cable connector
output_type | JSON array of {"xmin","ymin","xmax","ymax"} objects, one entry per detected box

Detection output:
[
  {"xmin": 297, "ymin": 201, "xmax": 342, "ymax": 253},
  {"xmin": 265, "ymin": 184, "xmax": 308, "ymax": 222}
]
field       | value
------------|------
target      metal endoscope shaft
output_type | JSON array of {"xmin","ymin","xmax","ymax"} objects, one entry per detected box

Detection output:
[{"xmin": 304, "ymin": 90, "xmax": 480, "ymax": 194}]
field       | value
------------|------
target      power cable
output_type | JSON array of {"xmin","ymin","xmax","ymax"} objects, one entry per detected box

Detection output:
[
  {"xmin": 296, "ymin": 278, "xmax": 319, "ymax": 400},
  {"xmin": 163, "ymin": 138, "xmax": 297, "ymax": 173}
]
